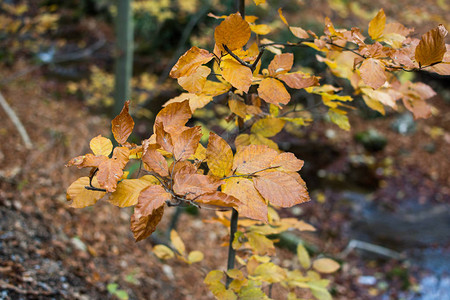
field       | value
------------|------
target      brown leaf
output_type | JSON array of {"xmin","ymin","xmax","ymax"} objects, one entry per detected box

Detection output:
[
  {"xmin": 268, "ymin": 53, "xmax": 293, "ymax": 76},
  {"xmin": 142, "ymin": 144, "xmax": 169, "ymax": 177},
  {"xmin": 270, "ymin": 152, "xmax": 304, "ymax": 172},
  {"xmin": 254, "ymin": 170, "xmax": 309, "ymax": 207},
  {"xmin": 290, "ymin": 26, "xmax": 309, "ymax": 39},
  {"xmin": 233, "ymin": 144, "xmax": 278, "ymax": 174},
  {"xmin": 66, "ymin": 154, "xmax": 108, "ymax": 169},
  {"xmin": 220, "ymin": 58, "xmax": 253, "ymax": 93},
  {"xmin": 173, "ymin": 126, "xmax": 202, "ymax": 161},
  {"xmin": 170, "ymin": 46, "xmax": 213, "ymax": 78},
  {"xmin": 173, "ymin": 173, "xmax": 223, "ymax": 199},
  {"xmin": 277, "ymin": 73, "xmax": 319, "ymax": 89},
  {"xmin": 108, "ymin": 176, "xmax": 158, "ymax": 207},
  {"xmin": 155, "ymin": 100, "xmax": 192, "ymax": 134},
  {"xmin": 222, "ymin": 177, "xmax": 268, "ymax": 223},
  {"xmin": 194, "ymin": 191, "xmax": 240, "ymax": 209},
  {"xmin": 257, "ymin": 78, "xmax": 290, "ymax": 107},
  {"xmin": 206, "ymin": 132, "xmax": 233, "ymax": 177},
  {"xmin": 368, "ymin": 8, "xmax": 386, "ymax": 40},
  {"xmin": 134, "ymin": 185, "xmax": 171, "ymax": 218},
  {"xmin": 154, "ymin": 122, "xmax": 174, "ymax": 154},
  {"xmin": 215, "ymin": 13, "xmax": 251, "ymax": 52},
  {"xmin": 97, "ymin": 147, "xmax": 130, "ymax": 192},
  {"xmin": 111, "ymin": 101, "xmax": 134, "ymax": 145},
  {"xmin": 359, "ymin": 58, "xmax": 386, "ymax": 89},
  {"xmin": 415, "ymin": 25, "xmax": 448, "ymax": 67},
  {"xmin": 177, "ymin": 66, "xmax": 211, "ymax": 93},
  {"xmin": 67, "ymin": 176, "xmax": 106, "ymax": 208},
  {"xmin": 131, "ymin": 206, "xmax": 164, "ymax": 242}
]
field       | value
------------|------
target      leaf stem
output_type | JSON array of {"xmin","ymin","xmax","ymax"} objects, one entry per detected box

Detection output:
[{"xmin": 225, "ymin": 208, "xmax": 239, "ymax": 288}]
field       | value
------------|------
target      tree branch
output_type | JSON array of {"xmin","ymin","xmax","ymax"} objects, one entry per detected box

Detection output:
[{"xmin": 225, "ymin": 208, "xmax": 239, "ymax": 288}]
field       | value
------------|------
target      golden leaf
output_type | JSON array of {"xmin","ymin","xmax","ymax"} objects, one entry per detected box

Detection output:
[
  {"xmin": 247, "ymin": 232, "xmax": 275, "ymax": 256},
  {"xmin": 250, "ymin": 24, "xmax": 271, "ymax": 35},
  {"xmin": 187, "ymin": 251, "xmax": 204, "ymax": 264},
  {"xmin": 235, "ymin": 133, "xmax": 279, "ymax": 150},
  {"xmin": 177, "ymin": 65, "xmax": 211, "ymax": 93},
  {"xmin": 220, "ymin": 58, "xmax": 253, "ymax": 93},
  {"xmin": 89, "ymin": 135, "xmax": 113, "ymax": 156},
  {"xmin": 312, "ymin": 258, "xmax": 340, "ymax": 274},
  {"xmin": 415, "ymin": 24, "xmax": 448, "ymax": 67},
  {"xmin": 251, "ymin": 117, "xmax": 286, "ymax": 138},
  {"xmin": 131, "ymin": 206, "xmax": 164, "ymax": 242},
  {"xmin": 328, "ymin": 108, "xmax": 350, "ymax": 131},
  {"xmin": 155, "ymin": 100, "xmax": 192, "ymax": 134},
  {"xmin": 359, "ymin": 58, "xmax": 386, "ymax": 89},
  {"xmin": 268, "ymin": 53, "xmax": 293, "ymax": 76},
  {"xmin": 222, "ymin": 177, "xmax": 268, "ymax": 223},
  {"xmin": 111, "ymin": 101, "xmax": 134, "ymax": 145},
  {"xmin": 153, "ymin": 244, "xmax": 175, "ymax": 260},
  {"xmin": 134, "ymin": 184, "xmax": 170, "ymax": 219},
  {"xmin": 215, "ymin": 13, "xmax": 251, "ymax": 52},
  {"xmin": 164, "ymin": 93, "xmax": 213, "ymax": 113},
  {"xmin": 368, "ymin": 8, "xmax": 386, "ymax": 40},
  {"xmin": 67, "ymin": 177, "xmax": 106, "ymax": 208},
  {"xmin": 290, "ymin": 26, "xmax": 309, "ymax": 39},
  {"xmin": 257, "ymin": 77, "xmax": 290, "ymax": 107},
  {"xmin": 270, "ymin": 152, "xmax": 304, "ymax": 172},
  {"xmin": 254, "ymin": 170, "xmax": 309, "ymax": 207},
  {"xmin": 233, "ymin": 144, "xmax": 278, "ymax": 174},
  {"xmin": 154, "ymin": 122, "xmax": 174, "ymax": 154},
  {"xmin": 170, "ymin": 230, "xmax": 185, "ymax": 255},
  {"xmin": 108, "ymin": 176, "xmax": 158, "ymax": 207},
  {"xmin": 253, "ymin": 262, "xmax": 287, "ymax": 283},
  {"xmin": 173, "ymin": 126, "xmax": 202, "ymax": 161},
  {"xmin": 297, "ymin": 244, "xmax": 311, "ymax": 269},
  {"xmin": 170, "ymin": 46, "xmax": 213, "ymax": 78},
  {"xmin": 206, "ymin": 132, "xmax": 233, "ymax": 177}
]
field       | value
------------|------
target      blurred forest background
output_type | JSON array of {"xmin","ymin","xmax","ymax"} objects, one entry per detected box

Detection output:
[{"xmin": 0, "ymin": 0, "xmax": 449, "ymax": 299}]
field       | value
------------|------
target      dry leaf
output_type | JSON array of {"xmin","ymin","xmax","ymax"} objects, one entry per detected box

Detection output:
[
  {"xmin": 368, "ymin": 8, "xmax": 386, "ymax": 40},
  {"xmin": 173, "ymin": 126, "xmax": 202, "ymax": 161},
  {"xmin": 131, "ymin": 206, "xmax": 164, "ymax": 242},
  {"xmin": 415, "ymin": 25, "xmax": 448, "ymax": 67},
  {"xmin": 97, "ymin": 147, "xmax": 130, "ymax": 192},
  {"xmin": 233, "ymin": 144, "xmax": 278, "ymax": 174},
  {"xmin": 206, "ymin": 132, "xmax": 233, "ymax": 177},
  {"xmin": 268, "ymin": 53, "xmax": 293, "ymax": 76},
  {"xmin": 215, "ymin": 13, "xmax": 251, "ymax": 52},
  {"xmin": 89, "ymin": 135, "xmax": 113, "ymax": 156},
  {"xmin": 312, "ymin": 258, "xmax": 340, "ymax": 274},
  {"xmin": 170, "ymin": 46, "xmax": 213, "ymax": 78},
  {"xmin": 134, "ymin": 185, "xmax": 171, "ymax": 218},
  {"xmin": 111, "ymin": 101, "xmax": 134, "ymax": 145},
  {"xmin": 220, "ymin": 58, "xmax": 253, "ymax": 93},
  {"xmin": 177, "ymin": 65, "xmax": 211, "ymax": 93},
  {"xmin": 67, "ymin": 176, "xmax": 106, "ymax": 208},
  {"xmin": 359, "ymin": 58, "xmax": 386, "ymax": 89},
  {"xmin": 142, "ymin": 144, "xmax": 169, "ymax": 177},
  {"xmin": 257, "ymin": 78, "xmax": 290, "ymax": 107}
]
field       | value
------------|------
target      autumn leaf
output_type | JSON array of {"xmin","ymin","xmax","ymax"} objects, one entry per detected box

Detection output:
[
  {"xmin": 67, "ymin": 176, "xmax": 106, "ymax": 208},
  {"xmin": 235, "ymin": 133, "xmax": 279, "ymax": 150},
  {"xmin": 134, "ymin": 184, "xmax": 171, "ymax": 219},
  {"xmin": 142, "ymin": 143, "xmax": 169, "ymax": 177},
  {"xmin": 220, "ymin": 58, "xmax": 253, "ymax": 93},
  {"xmin": 170, "ymin": 230, "xmax": 186, "ymax": 255},
  {"xmin": 278, "ymin": 8, "xmax": 309, "ymax": 39},
  {"xmin": 270, "ymin": 152, "xmax": 304, "ymax": 172},
  {"xmin": 155, "ymin": 100, "xmax": 192, "ymax": 134},
  {"xmin": 247, "ymin": 232, "xmax": 275, "ymax": 255},
  {"xmin": 131, "ymin": 206, "xmax": 164, "ymax": 242},
  {"xmin": 170, "ymin": 46, "xmax": 213, "ymax": 78},
  {"xmin": 257, "ymin": 77, "xmax": 290, "ymax": 107},
  {"xmin": 268, "ymin": 53, "xmax": 293, "ymax": 76},
  {"xmin": 173, "ymin": 172, "xmax": 223, "ymax": 199},
  {"xmin": 222, "ymin": 177, "xmax": 268, "ymax": 223},
  {"xmin": 233, "ymin": 144, "xmax": 278, "ymax": 174},
  {"xmin": 206, "ymin": 132, "xmax": 233, "ymax": 177},
  {"xmin": 89, "ymin": 135, "xmax": 113, "ymax": 156},
  {"xmin": 415, "ymin": 25, "xmax": 448, "ymax": 67},
  {"xmin": 251, "ymin": 117, "xmax": 285, "ymax": 137},
  {"xmin": 173, "ymin": 126, "xmax": 202, "ymax": 161},
  {"xmin": 153, "ymin": 245, "xmax": 175, "ymax": 260},
  {"xmin": 254, "ymin": 170, "xmax": 309, "ymax": 207},
  {"xmin": 97, "ymin": 147, "xmax": 130, "ymax": 192},
  {"xmin": 253, "ymin": 262, "xmax": 287, "ymax": 283},
  {"xmin": 328, "ymin": 108, "xmax": 350, "ymax": 131},
  {"xmin": 277, "ymin": 72, "xmax": 319, "ymax": 89},
  {"xmin": 297, "ymin": 244, "xmax": 311, "ymax": 269},
  {"xmin": 108, "ymin": 175, "xmax": 158, "ymax": 207},
  {"xmin": 194, "ymin": 191, "xmax": 240, "ymax": 209},
  {"xmin": 177, "ymin": 65, "xmax": 211, "ymax": 94},
  {"xmin": 154, "ymin": 122, "xmax": 174, "ymax": 154},
  {"xmin": 368, "ymin": 8, "xmax": 386, "ymax": 40},
  {"xmin": 312, "ymin": 258, "xmax": 340, "ymax": 274},
  {"xmin": 359, "ymin": 58, "xmax": 386, "ymax": 89},
  {"xmin": 187, "ymin": 251, "xmax": 204, "ymax": 264},
  {"xmin": 111, "ymin": 101, "xmax": 134, "ymax": 145},
  {"xmin": 215, "ymin": 13, "xmax": 251, "ymax": 52}
]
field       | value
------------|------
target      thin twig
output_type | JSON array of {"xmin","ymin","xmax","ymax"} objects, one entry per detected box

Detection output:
[
  {"xmin": 0, "ymin": 91, "xmax": 33, "ymax": 149},
  {"xmin": 223, "ymin": 44, "xmax": 253, "ymax": 69},
  {"xmin": 225, "ymin": 208, "xmax": 239, "ymax": 288},
  {"xmin": 221, "ymin": 166, "xmax": 280, "ymax": 180}
]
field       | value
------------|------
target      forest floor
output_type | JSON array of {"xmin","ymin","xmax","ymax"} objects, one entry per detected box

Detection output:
[{"xmin": 0, "ymin": 57, "xmax": 449, "ymax": 300}]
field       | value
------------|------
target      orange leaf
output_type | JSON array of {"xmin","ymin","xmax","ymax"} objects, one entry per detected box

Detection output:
[
  {"xmin": 220, "ymin": 58, "xmax": 253, "ymax": 93},
  {"xmin": 173, "ymin": 126, "xmax": 202, "ymax": 161},
  {"xmin": 170, "ymin": 46, "xmax": 213, "ymax": 78},
  {"xmin": 97, "ymin": 147, "xmax": 130, "ymax": 192},
  {"xmin": 67, "ymin": 176, "xmax": 106, "ymax": 208},
  {"xmin": 111, "ymin": 101, "xmax": 134, "ymax": 145},
  {"xmin": 215, "ymin": 13, "xmax": 251, "ymax": 52},
  {"xmin": 194, "ymin": 191, "xmax": 240, "ymax": 209},
  {"xmin": 270, "ymin": 152, "xmax": 304, "ymax": 172},
  {"xmin": 173, "ymin": 173, "xmax": 223, "ymax": 199},
  {"xmin": 177, "ymin": 65, "xmax": 211, "ymax": 93},
  {"xmin": 415, "ymin": 25, "xmax": 448, "ymax": 67},
  {"xmin": 66, "ymin": 153, "xmax": 108, "ymax": 169},
  {"xmin": 257, "ymin": 78, "xmax": 290, "ymax": 107},
  {"xmin": 253, "ymin": 170, "xmax": 309, "ymax": 207},
  {"xmin": 233, "ymin": 144, "xmax": 278, "ymax": 174},
  {"xmin": 131, "ymin": 206, "xmax": 164, "ymax": 242},
  {"xmin": 277, "ymin": 73, "xmax": 319, "ymax": 89},
  {"xmin": 402, "ymin": 96, "xmax": 432, "ymax": 119},
  {"xmin": 164, "ymin": 93, "xmax": 213, "ymax": 113},
  {"xmin": 222, "ymin": 177, "xmax": 268, "ymax": 223},
  {"xmin": 134, "ymin": 185, "xmax": 171, "ymax": 218},
  {"xmin": 290, "ymin": 26, "xmax": 309, "ymax": 39},
  {"xmin": 155, "ymin": 101, "xmax": 192, "ymax": 134},
  {"xmin": 359, "ymin": 58, "xmax": 386, "ymax": 89},
  {"xmin": 368, "ymin": 8, "xmax": 386, "ymax": 40},
  {"xmin": 206, "ymin": 132, "xmax": 233, "ymax": 177},
  {"xmin": 268, "ymin": 53, "xmax": 293, "ymax": 76},
  {"xmin": 142, "ymin": 143, "xmax": 169, "ymax": 177},
  {"xmin": 154, "ymin": 122, "xmax": 174, "ymax": 154}
]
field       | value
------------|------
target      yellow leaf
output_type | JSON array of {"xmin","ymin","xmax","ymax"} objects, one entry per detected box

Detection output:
[
  {"xmin": 153, "ymin": 244, "xmax": 175, "ymax": 260},
  {"xmin": 297, "ymin": 244, "xmax": 311, "ymax": 269},
  {"xmin": 215, "ymin": 13, "xmax": 251, "ymax": 52},
  {"xmin": 206, "ymin": 132, "xmax": 233, "ymax": 177},
  {"xmin": 67, "ymin": 177, "xmax": 106, "ymax": 208},
  {"xmin": 251, "ymin": 117, "xmax": 286, "ymax": 137},
  {"xmin": 187, "ymin": 250, "xmax": 204, "ymax": 264},
  {"xmin": 250, "ymin": 24, "xmax": 271, "ymax": 35},
  {"xmin": 328, "ymin": 108, "xmax": 350, "ymax": 131},
  {"xmin": 170, "ymin": 46, "xmax": 213, "ymax": 78},
  {"xmin": 312, "ymin": 258, "xmax": 340, "ymax": 274},
  {"xmin": 257, "ymin": 78, "xmax": 290, "ymax": 107},
  {"xmin": 108, "ymin": 176, "xmax": 156, "ymax": 207},
  {"xmin": 368, "ymin": 8, "xmax": 386, "ymax": 40},
  {"xmin": 415, "ymin": 24, "xmax": 448, "ymax": 67},
  {"xmin": 253, "ymin": 262, "xmax": 287, "ymax": 283},
  {"xmin": 177, "ymin": 65, "xmax": 211, "ymax": 93},
  {"xmin": 89, "ymin": 135, "xmax": 113, "ymax": 156},
  {"xmin": 170, "ymin": 230, "xmax": 186, "ymax": 255},
  {"xmin": 253, "ymin": 0, "xmax": 266, "ymax": 5},
  {"xmin": 220, "ymin": 58, "xmax": 253, "ymax": 93},
  {"xmin": 247, "ymin": 232, "xmax": 275, "ymax": 256}
]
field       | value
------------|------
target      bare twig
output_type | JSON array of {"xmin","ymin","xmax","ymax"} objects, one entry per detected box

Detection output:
[
  {"xmin": 0, "ymin": 90, "xmax": 33, "ymax": 149},
  {"xmin": 223, "ymin": 44, "xmax": 253, "ymax": 69},
  {"xmin": 225, "ymin": 208, "xmax": 239, "ymax": 288}
]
